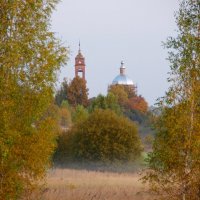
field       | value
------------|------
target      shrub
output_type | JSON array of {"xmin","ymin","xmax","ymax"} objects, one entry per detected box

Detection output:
[{"xmin": 62, "ymin": 109, "xmax": 142, "ymax": 162}]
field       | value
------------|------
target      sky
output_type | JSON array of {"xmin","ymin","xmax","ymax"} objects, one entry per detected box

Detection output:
[{"xmin": 51, "ymin": 0, "xmax": 180, "ymax": 106}]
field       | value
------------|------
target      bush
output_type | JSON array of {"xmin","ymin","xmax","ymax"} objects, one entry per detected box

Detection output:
[{"xmin": 58, "ymin": 109, "xmax": 142, "ymax": 162}]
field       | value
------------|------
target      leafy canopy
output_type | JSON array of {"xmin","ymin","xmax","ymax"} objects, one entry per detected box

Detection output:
[
  {"xmin": 0, "ymin": 1, "xmax": 67, "ymax": 199},
  {"xmin": 67, "ymin": 76, "xmax": 89, "ymax": 107},
  {"xmin": 69, "ymin": 109, "xmax": 142, "ymax": 162},
  {"xmin": 144, "ymin": 1, "xmax": 200, "ymax": 199},
  {"xmin": 89, "ymin": 93, "xmax": 122, "ymax": 115}
]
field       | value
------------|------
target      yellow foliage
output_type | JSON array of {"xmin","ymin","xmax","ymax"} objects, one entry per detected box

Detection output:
[{"xmin": 0, "ymin": 1, "xmax": 67, "ymax": 199}]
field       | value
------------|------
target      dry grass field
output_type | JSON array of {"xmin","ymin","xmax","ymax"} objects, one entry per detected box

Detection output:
[{"xmin": 33, "ymin": 163, "xmax": 152, "ymax": 200}]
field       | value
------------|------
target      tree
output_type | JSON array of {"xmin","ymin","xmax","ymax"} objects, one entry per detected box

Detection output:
[
  {"xmin": 67, "ymin": 77, "xmax": 89, "ymax": 107},
  {"xmin": 68, "ymin": 109, "xmax": 142, "ymax": 162},
  {"xmin": 0, "ymin": 1, "xmax": 67, "ymax": 199},
  {"xmin": 60, "ymin": 101, "xmax": 72, "ymax": 128},
  {"xmin": 144, "ymin": 1, "xmax": 200, "ymax": 199},
  {"xmin": 89, "ymin": 93, "xmax": 122, "ymax": 115},
  {"xmin": 72, "ymin": 105, "xmax": 89, "ymax": 123},
  {"xmin": 122, "ymin": 85, "xmax": 137, "ymax": 98},
  {"xmin": 55, "ymin": 79, "xmax": 68, "ymax": 106},
  {"xmin": 108, "ymin": 85, "xmax": 129, "ymax": 107},
  {"xmin": 124, "ymin": 109, "xmax": 146, "ymax": 124},
  {"xmin": 108, "ymin": 85, "xmax": 148, "ymax": 114},
  {"xmin": 128, "ymin": 95, "xmax": 148, "ymax": 113}
]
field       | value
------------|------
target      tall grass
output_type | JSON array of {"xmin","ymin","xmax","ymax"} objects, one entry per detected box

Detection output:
[{"xmin": 31, "ymin": 164, "xmax": 152, "ymax": 200}]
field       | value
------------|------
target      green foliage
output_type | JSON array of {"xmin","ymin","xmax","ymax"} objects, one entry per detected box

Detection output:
[
  {"xmin": 0, "ymin": 1, "xmax": 67, "ymax": 199},
  {"xmin": 89, "ymin": 93, "xmax": 122, "ymax": 115},
  {"xmin": 61, "ymin": 100, "xmax": 70, "ymax": 110},
  {"xmin": 60, "ymin": 107, "xmax": 72, "ymax": 128},
  {"xmin": 124, "ymin": 109, "xmax": 147, "ymax": 124},
  {"xmin": 65, "ymin": 109, "xmax": 142, "ymax": 162},
  {"xmin": 55, "ymin": 79, "xmax": 68, "ymax": 106},
  {"xmin": 55, "ymin": 100, "xmax": 72, "ymax": 128},
  {"xmin": 72, "ymin": 105, "xmax": 89, "ymax": 123}
]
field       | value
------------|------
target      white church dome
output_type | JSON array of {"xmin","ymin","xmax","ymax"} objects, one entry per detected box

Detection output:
[
  {"xmin": 112, "ymin": 74, "xmax": 134, "ymax": 85},
  {"xmin": 112, "ymin": 61, "xmax": 134, "ymax": 86}
]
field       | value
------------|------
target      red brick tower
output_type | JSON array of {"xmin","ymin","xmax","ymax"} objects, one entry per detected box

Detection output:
[{"xmin": 75, "ymin": 42, "xmax": 86, "ymax": 80}]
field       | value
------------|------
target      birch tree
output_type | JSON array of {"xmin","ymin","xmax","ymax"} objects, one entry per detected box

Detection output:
[
  {"xmin": 144, "ymin": 0, "xmax": 200, "ymax": 199},
  {"xmin": 0, "ymin": 1, "xmax": 67, "ymax": 199}
]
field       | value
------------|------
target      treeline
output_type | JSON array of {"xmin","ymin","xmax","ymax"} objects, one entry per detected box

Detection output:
[
  {"xmin": 53, "ymin": 76, "xmax": 152, "ymax": 164},
  {"xmin": 55, "ymin": 76, "xmax": 150, "ymax": 125}
]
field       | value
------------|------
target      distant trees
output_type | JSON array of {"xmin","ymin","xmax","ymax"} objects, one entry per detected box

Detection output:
[
  {"xmin": 55, "ymin": 79, "xmax": 68, "ymax": 106},
  {"xmin": 128, "ymin": 95, "xmax": 148, "ymax": 114},
  {"xmin": 144, "ymin": 1, "xmax": 200, "ymax": 199},
  {"xmin": 0, "ymin": 0, "xmax": 67, "ymax": 199},
  {"xmin": 63, "ymin": 109, "xmax": 142, "ymax": 162},
  {"xmin": 108, "ymin": 85, "xmax": 148, "ymax": 113},
  {"xmin": 60, "ymin": 101, "xmax": 72, "ymax": 128},
  {"xmin": 56, "ymin": 77, "xmax": 89, "ymax": 108},
  {"xmin": 54, "ymin": 88, "xmax": 147, "ymax": 163},
  {"xmin": 108, "ymin": 84, "xmax": 149, "ymax": 124},
  {"xmin": 67, "ymin": 77, "xmax": 89, "ymax": 107},
  {"xmin": 72, "ymin": 105, "xmax": 89, "ymax": 123},
  {"xmin": 89, "ymin": 93, "xmax": 122, "ymax": 115},
  {"xmin": 121, "ymin": 85, "xmax": 137, "ymax": 98},
  {"xmin": 108, "ymin": 85, "xmax": 129, "ymax": 107},
  {"xmin": 54, "ymin": 77, "xmax": 89, "ymax": 131}
]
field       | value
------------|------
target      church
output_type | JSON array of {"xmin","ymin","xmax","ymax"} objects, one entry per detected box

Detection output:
[{"xmin": 73, "ymin": 44, "xmax": 136, "ymax": 92}]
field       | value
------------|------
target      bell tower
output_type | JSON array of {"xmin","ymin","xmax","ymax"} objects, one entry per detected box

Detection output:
[{"xmin": 75, "ymin": 42, "xmax": 86, "ymax": 80}]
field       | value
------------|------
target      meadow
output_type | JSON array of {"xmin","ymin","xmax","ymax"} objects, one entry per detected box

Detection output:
[{"xmin": 32, "ymin": 162, "xmax": 152, "ymax": 200}]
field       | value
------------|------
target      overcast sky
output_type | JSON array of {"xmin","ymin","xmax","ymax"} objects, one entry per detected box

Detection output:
[{"xmin": 51, "ymin": 0, "xmax": 180, "ymax": 106}]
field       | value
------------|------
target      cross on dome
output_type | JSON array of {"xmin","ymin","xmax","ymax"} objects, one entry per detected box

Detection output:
[{"xmin": 120, "ymin": 61, "xmax": 125, "ymax": 69}]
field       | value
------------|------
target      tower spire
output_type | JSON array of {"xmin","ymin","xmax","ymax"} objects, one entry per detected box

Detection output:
[
  {"xmin": 75, "ymin": 42, "xmax": 86, "ymax": 80},
  {"xmin": 79, "ymin": 40, "xmax": 81, "ymax": 53}
]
